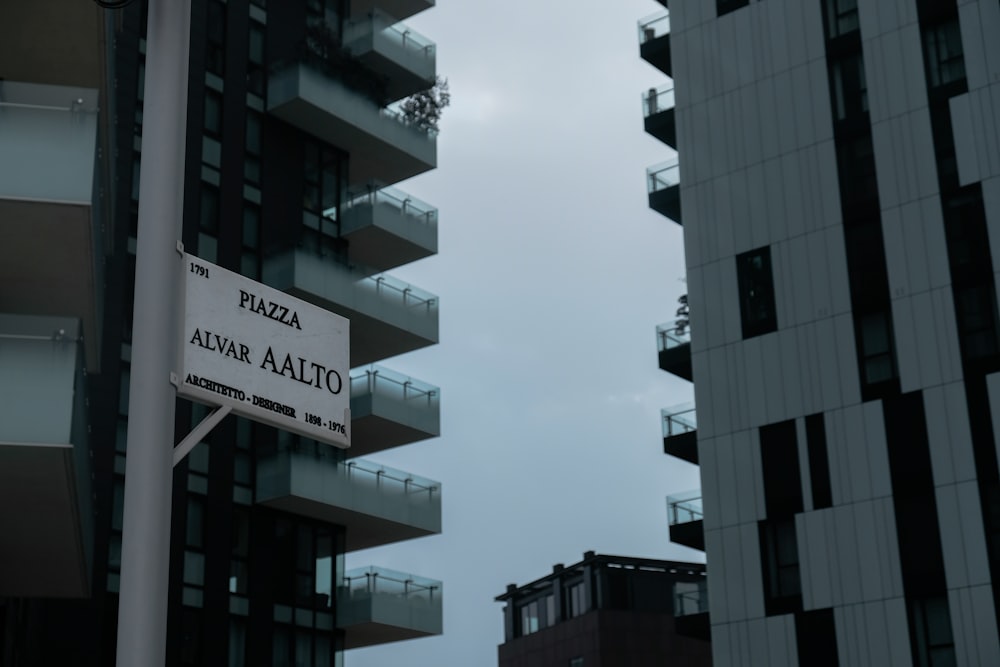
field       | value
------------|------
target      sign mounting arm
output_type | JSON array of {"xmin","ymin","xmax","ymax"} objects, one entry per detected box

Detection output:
[{"xmin": 172, "ymin": 404, "xmax": 232, "ymax": 467}]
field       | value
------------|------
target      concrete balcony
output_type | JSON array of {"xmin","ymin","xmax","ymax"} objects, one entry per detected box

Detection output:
[
  {"xmin": 643, "ymin": 84, "xmax": 676, "ymax": 148},
  {"xmin": 350, "ymin": 365, "xmax": 440, "ymax": 458},
  {"xmin": 339, "ymin": 566, "xmax": 442, "ymax": 648},
  {"xmin": 344, "ymin": 10, "xmax": 436, "ymax": 102},
  {"xmin": 341, "ymin": 185, "xmax": 437, "ymax": 273},
  {"xmin": 647, "ymin": 158, "xmax": 681, "ymax": 224},
  {"xmin": 268, "ymin": 62, "xmax": 436, "ymax": 187},
  {"xmin": 673, "ymin": 579, "xmax": 710, "ymax": 641},
  {"xmin": 0, "ymin": 314, "xmax": 93, "ymax": 598},
  {"xmin": 639, "ymin": 11, "xmax": 672, "ymax": 76},
  {"xmin": 667, "ymin": 492, "xmax": 704, "ymax": 552},
  {"xmin": 662, "ymin": 404, "xmax": 697, "ymax": 464},
  {"xmin": 0, "ymin": 81, "xmax": 103, "ymax": 371},
  {"xmin": 657, "ymin": 323, "xmax": 692, "ymax": 381},
  {"xmin": 263, "ymin": 249, "xmax": 438, "ymax": 366},
  {"xmin": 256, "ymin": 442, "xmax": 441, "ymax": 552},
  {"xmin": 349, "ymin": 0, "xmax": 434, "ymax": 22}
]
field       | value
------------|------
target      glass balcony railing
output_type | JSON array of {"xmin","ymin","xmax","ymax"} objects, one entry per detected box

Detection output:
[
  {"xmin": 343, "ymin": 184, "xmax": 438, "ymax": 228},
  {"xmin": 638, "ymin": 10, "xmax": 670, "ymax": 43},
  {"xmin": 350, "ymin": 364, "xmax": 439, "ymax": 406},
  {"xmin": 360, "ymin": 273, "xmax": 437, "ymax": 313},
  {"xmin": 662, "ymin": 403, "xmax": 696, "ymax": 437},
  {"xmin": 341, "ymin": 566, "xmax": 441, "ymax": 604},
  {"xmin": 647, "ymin": 158, "xmax": 680, "ymax": 194},
  {"xmin": 346, "ymin": 10, "xmax": 436, "ymax": 60},
  {"xmin": 673, "ymin": 580, "xmax": 708, "ymax": 616},
  {"xmin": 666, "ymin": 491, "xmax": 703, "ymax": 526},
  {"xmin": 642, "ymin": 83, "xmax": 675, "ymax": 118},
  {"xmin": 656, "ymin": 322, "xmax": 690, "ymax": 351}
]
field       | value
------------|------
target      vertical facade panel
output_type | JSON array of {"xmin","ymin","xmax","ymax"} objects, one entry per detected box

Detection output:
[
  {"xmin": 833, "ymin": 505, "xmax": 865, "ymax": 605},
  {"xmin": 733, "ymin": 429, "xmax": 765, "ymax": 525},
  {"xmin": 861, "ymin": 402, "xmax": 893, "ymax": 499},
  {"xmin": 722, "ymin": 525, "xmax": 750, "ymax": 621},
  {"xmin": 823, "ymin": 226, "xmax": 852, "ymax": 316},
  {"xmin": 715, "ymin": 433, "xmax": 741, "ymax": 528},
  {"xmin": 883, "ymin": 596, "xmax": 914, "ymax": 667},
  {"xmin": 873, "ymin": 498, "xmax": 905, "ymax": 599},
  {"xmin": 799, "ymin": 510, "xmax": 834, "ymax": 609},
  {"xmin": 701, "ymin": 436, "xmax": 722, "ymax": 531},
  {"xmin": 740, "ymin": 521, "xmax": 767, "ymax": 619},
  {"xmin": 924, "ymin": 385, "xmax": 959, "ymax": 485},
  {"xmin": 956, "ymin": 481, "xmax": 991, "ymax": 586},
  {"xmin": 936, "ymin": 484, "xmax": 971, "ymax": 588},
  {"xmin": 861, "ymin": 601, "xmax": 893, "ymax": 667}
]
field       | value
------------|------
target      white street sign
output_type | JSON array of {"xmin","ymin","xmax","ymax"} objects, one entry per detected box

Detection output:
[{"xmin": 175, "ymin": 252, "xmax": 350, "ymax": 447}]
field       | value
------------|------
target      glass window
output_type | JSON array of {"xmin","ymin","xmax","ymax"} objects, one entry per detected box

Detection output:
[
  {"xmin": 824, "ymin": 0, "xmax": 858, "ymax": 38},
  {"xmin": 911, "ymin": 596, "xmax": 956, "ymax": 667},
  {"xmin": 736, "ymin": 247, "xmax": 778, "ymax": 338},
  {"xmin": 760, "ymin": 517, "xmax": 802, "ymax": 614},
  {"xmin": 831, "ymin": 53, "xmax": 868, "ymax": 121},
  {"xmin": 924, "ymin": 19, "xmax": 966, "ymax": 89},
  {"xmin": 717, "ymin": 0, "xmax": 750, "ymax": 17},
  {"xmin": 568, "ymin": 582, "xmax": 586, "ymax": 618},
  {"xmin": 520, "ymin": 600, "xmax": 539, "ymax": 636}
]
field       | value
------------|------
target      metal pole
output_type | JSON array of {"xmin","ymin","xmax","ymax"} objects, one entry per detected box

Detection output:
[{"xmin": 116, "ymin": 0, "xmax": 191, "ymax": 665}]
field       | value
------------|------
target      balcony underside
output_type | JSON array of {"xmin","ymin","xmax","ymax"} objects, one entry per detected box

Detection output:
[
  {"xmin": 670, "ymin": 519, "xmax": 705, "ymax": 551},
  {"xmin": 350, "ymin": 393, "xmax": 440, "ymax": 458},
  {"xmin": 264, "ymin": 250, "xmax": 438, "ymax": 367},
  {"xmin": 664, "ymin": 430, "xmax": 698, "ymax": 465},
  {"xmin": 349, "ymin": 0, "xmax": 434, "ymax": 22},
  {"xmin": 341, "ymin": 203, "xmax": 437, "ymax": 273},
  {"xmin": 659, "ymin": 342, "xmax": 692, "ymax": 381},
  {"xmin": 347, "ymin": 38, "xmax": 435, "ymax": 103},
  {"xmin": 256, "ymin": 452, "xmax": 441, "ymax": 552},
  {"xmin": 340, "ymin": 594, "xmax": 442, "ymax": 649},
  {"xmin": 268, "ymin": 64, "xmax": 436, "ymax": 187},
  {"xmin": 649, "ymin": 184, "xmax": 681, "ymax": 224},
  {"xmin": 640, "ymin": 34, "xmax": 672, "ymax": 76},
  {"xmin": 0, "ymin": 315, "xmax": 91, "ymax": 598},
  {"xmin": 644, "ymin": 108, "xmax": 676, "ymax": 148},
  {"xmin": 675, "ymin": 611, "xmax": 710, "ymax": 641}
]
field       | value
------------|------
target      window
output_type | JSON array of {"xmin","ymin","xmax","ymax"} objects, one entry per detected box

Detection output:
[
  {"xmin": 954, "ymin": 282, "xmax": 1000, "ymax": 363},
  {"xmin": 248, "ymin": 22, "xmax": 266, "ymax": 96},
  {"xmin": 736, "ymin": 247, "xmax": 778, "ymax": 338},
  {"xmin": 760, "ymin": 420, "xmax": 803, "ymax": 517},
  {"xmin": 566, "ymin": 581, "xmax": 586, "ymax": 618},
  {"xmin": 206, "ymin": 1, "xmax": 226, "ymax": 77},
  {"xmin": 836, "ymin": 134, "xmax": 879, "ymax": 211},
  {"xmin": 520, "ymin": 600, "xmax": 539, "ymax": 635},
  {"xmin": 796, "ymin": 609, "xmax": 840, "ymax": 667},
  {"xmin": 570, "ymin": 658, "xmax": 584, "ymax": 667},
  {"xmin": 859, "ymin": 310, "xmax": 897, "ymax": 385},
  {"xmin": 823, "ymin": 0, "xmax": 859, "ymax": 38},
  {"xmin": 717, "ymin": 0, "xmax": 750, "ymax": 17},
  {"xmin": 923, "ymin": 19, "xmax": 966, "ymax": 89},
  {"xmin": 910, "ymin": 596, "xmax": 956, "ymax": 667},
  {"xmin": 830, "ymin": 53, "xmax": 868, "ymax": 121},
  {"xmin": 759, "ymin": 518, "xmax": 802, "ymax": 615},
  {"xmin": 805, "ymin": 414, "xmax": 833, "ymax": 509}
]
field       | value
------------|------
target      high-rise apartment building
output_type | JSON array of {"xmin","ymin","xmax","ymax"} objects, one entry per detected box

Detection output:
[
  {"xmin": 643, "ymin": 0, "xmax": 1000, "ymax": 664},
  {"xmin": 0, "ymin": 1, "xmax": 444, "ymax": 664}
]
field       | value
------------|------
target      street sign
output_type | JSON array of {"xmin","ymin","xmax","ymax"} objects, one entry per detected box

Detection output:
[{"xmin": 175, "ymin": 252, "xmax": 350, "ymax": 448}]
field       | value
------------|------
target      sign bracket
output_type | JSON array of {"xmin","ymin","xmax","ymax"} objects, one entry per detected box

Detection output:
[{"xmin": 172, "ymin": 404, "xmax": 232, "ymax": 467}]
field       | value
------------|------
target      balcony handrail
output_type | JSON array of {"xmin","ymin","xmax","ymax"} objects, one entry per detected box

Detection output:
[
  {"xmin": 346, "ymin": 457, "xmax": 440, "ymax": 497},
  {"xmin": 342, "ymin": 566, "xmax": 441, "ymax": 600},
  {"xmin": 347, "ymin": 9, "xmax": 436, "ymax": 59},
  {"xmin": 362, "ymin": 273, "xmax": 438, "ymax": 311},
  {"xmin": 638, "ymin": 10, "xmax": 670, "ymax": 43},
  {"xmin": 666, "ymin": 492, "xmax": 703, "ymax": 525},
  {"xmin": 350, "ymin": 364, "xmax": 439, "ymax": 402},
  {"xmin": 647, "ymin": 158, "xmax": 680, "ymax": 193},
  {"xmin": 662, "ymin": 404, "xmax": 696, "ymax": 436},
  {"xmin": 0, "ymin": 80, "xmax": 100, "ymax": 113},
  {"xmin": 673, "ymin": 583, "xmax": 709, "ymax": 616},
  {"xmin": 656, "ymin": 322, "xmax": 690, "ymax": 351},
  {"xmin": 343, "ymin": 183, "xmax": 438, "ymax": 226},
  {"xmin": 642, "ymin": 83, "xmax": 675, "ymax": 117}
]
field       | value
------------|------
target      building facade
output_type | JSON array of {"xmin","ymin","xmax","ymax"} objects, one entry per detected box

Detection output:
[
  {"xmin": 643, "ymin": 0, "xmax": 1000, "ymax": 664},
  {"xmin": 496, "ymin": 552, "xmax": 711, "ymax": 667},
  {"xmin": 0, "ymin": 1, "xmax": 444, "ymax": 665}
]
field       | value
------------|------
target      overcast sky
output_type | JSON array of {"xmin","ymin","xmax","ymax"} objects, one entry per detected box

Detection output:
[{"xmin": 345, "ymin": 1, "xmax": 698, "ymax": 665}]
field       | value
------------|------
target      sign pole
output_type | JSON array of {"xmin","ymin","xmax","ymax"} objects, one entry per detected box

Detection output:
[{"xmin": 115, "ymin": 0, "xmax": 191, "ymax": 665}]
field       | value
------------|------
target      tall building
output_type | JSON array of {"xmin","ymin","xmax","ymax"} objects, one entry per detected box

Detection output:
[
  {"xmin": 495, "ymin": 552, "xmax": 711, "ymax": 667},
  {"xmin": 0, "ymin": 1, "xmax": 444, "ymax": 664},
  {"xmin": 642, "ymin": 0, "xmax": 1000, "ymax": 664}
]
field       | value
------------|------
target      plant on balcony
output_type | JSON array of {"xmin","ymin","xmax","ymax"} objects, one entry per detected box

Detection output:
[
  {"xmin": 675, "ymin": 294, "xmax": 689, "ymax": 334},
  {"xmin": 399, "ymin": 77, "xmax": 450, "ymax": 133}
]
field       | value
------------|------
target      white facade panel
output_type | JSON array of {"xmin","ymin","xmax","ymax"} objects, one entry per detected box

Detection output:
[
  {"xmin": 799, "ymin": 509, "xmax": 834, "ymax": 609},
  {"xmin": 722, "ymin": 525, "xmax": 750, "ymax": 622},
  {"xmin": 862, "ymin": 402, "xmax": 893, "ymax": 498},
  {"xmin": 705, "ymin": 526, "xmax": 729, "ymax": 623},
  {"xmin": 715, "ymin": 433, "xmax": 740, "ymax": 529},
  {"xmin": 862, "ymin": 601, "xmax": 893, "ymax": 667},
  {"xmin": 833, "ymin": 505, "xmax": 865, "ymax": 605},
  {"xmin": 747, "ymin": 617, "xmax": 772, "ymax": 666},
  {"xmin": 884, "ymin": 596, "xmax": 914, "ymax": 667},
  {"xmin": 873, "ymin": 498, "xmax": 905, "ymax": 598},
  {"xmin": 766, "ymin": 613, "xmax": 798, "ymax": 667},
  {"xmin": 700, "ymin": 435, "xmax": 722, "ymax": 532},
  {"xmin": 740, "ymin": 521, "xmax": 766, "ymax": 619},
  {"xmin": 779, "ymin": 329, "xmax": 805, "ymax": 420},
  {"xmin": 733, "ymin": 428, "xmax": 764, "ymax": 524},
  {"xmin": 764, "ymin": 158, "xmax": 788, "ymax": 243}
]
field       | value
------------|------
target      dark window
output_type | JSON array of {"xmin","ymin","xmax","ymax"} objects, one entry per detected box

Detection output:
[
  {"xmin": 830, "ymin": 52, "xmax": 868, "ymax": 121},
  {"xmin": 923, "ymin": 19, "xmax": 966, "ymax": 89},
  {"xmin": 836, "ymin": 134, "xmax": 879, "ymax": 211},
  {"xmin": 248, "ymin": 21, "xmax": 266, "ymax": 97},
  {"xmin": 566, "ymin": 581, "xmax": 586, "ymax": 618},
  {"xmin": 204, "ymin": 90, "xmax": 222, "ymax": 136},
  {"xmin": 910, "ymin": 596, "xmax": 956, "ymax": 667},
  {"xmin": 796, "ymin": 609, "xmax": 840, "ymax": 667},
  {"xmin": 206, "ymin": 1, "xmax": 226, "ymax": 77},
  {"xmin": 760, "ymin": 518, "xmax": 802, "ymax": 615},
  {"xmin": 736, "ymin": 247, "xmax": 778, "ymax": 338},
  {"xmin": 954, "ymin": 282, "xmax": 1000, "ymax": 363},
  {"xmin": 805, "ymin": 414, "xmax": 833, "ymax": 509},
  {"xmin": 717, "ymin": 0, "xmax": 750, "ymax": 17},
  {"xmin": 760, "ymin": 420, "xmax": 803, "ymax": 517},
  {"xmin": 859, "ymin": 310, "xmax": 897, "ymax": 385},
  {"xmin": 823, "ymin": 0, "xmax": 859, "ymax": 38}
]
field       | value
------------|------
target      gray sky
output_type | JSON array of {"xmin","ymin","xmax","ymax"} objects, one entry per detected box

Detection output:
[{"xmin": 346, "ymin": 1, "xmax": 698, "ymax": 664}]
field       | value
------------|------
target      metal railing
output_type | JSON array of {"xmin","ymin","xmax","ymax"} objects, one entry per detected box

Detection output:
[
  {"xmin": 343, "ymin": 184, "xmax": 438, "ymax": 227},
  {"xmin": 656, "ymin": 322, "xmax": 690, "ymax": 351},
  {"xmin": 360, "ymin": 273, "xmax": 438, "ymax": 313},
  {"xmin": 673, "ymin": 580, "xmax": 708, "ymax": 616},
  {"xmin": 638, "ymin": 10, "xmax": 670, "ymax": 43},
  {"xmin": 346, "ymin": 9, "xmax": 436, "ymax": 60},
  {"xmin": 341, "ymin": 566, "xmax": 440, "ymax": 603},
  {"xmin": 350, "ymin": 365, "xmax": 439, "ymax": 406},
  {"xmin": 642, "ymin": 84, "xmax": 675, "ymax": 117},
  {"xmin": 662, "ymin": 404, "xmax": 696, "ymax": 437},
  {"xmin": 647, "ymin": 158, "xmax": 680, "ymax": 194},
  {"xmin": 345, "ymin": 457, "xmax": 440, "ymax": 500},
  {"xmin": 666, "ymin": 491, "xmax": 703, "ymax": 525}
]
